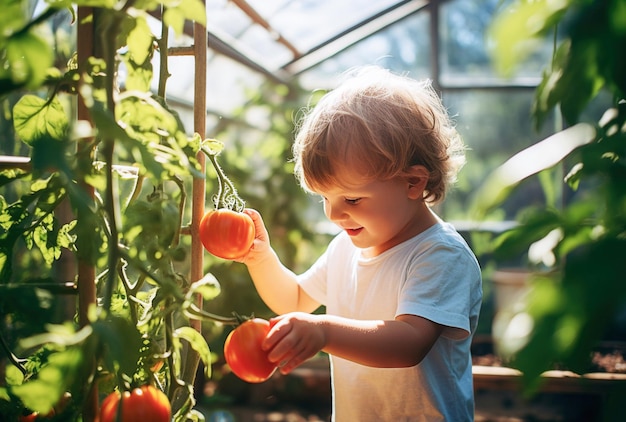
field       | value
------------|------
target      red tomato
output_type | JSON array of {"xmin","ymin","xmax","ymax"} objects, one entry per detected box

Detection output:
[
  {"xmin": 99, "ymin": 385, "xmax": 171, "ymax": 422},
  {"xmin": 20, "ymin": 409, "xmax": 54, "ymax": 421},
  {"xmin": 224, "ymin": 318, "xmax": 277, "ymax": 383},
  {"xmin": 198, "ymin": 209, "xmax": 255, "ymax": 260}
]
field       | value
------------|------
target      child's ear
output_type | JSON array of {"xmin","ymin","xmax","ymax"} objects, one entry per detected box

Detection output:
[{"xmin": 406, "ymin": 165, "xmax": 429, "ymax": 200}]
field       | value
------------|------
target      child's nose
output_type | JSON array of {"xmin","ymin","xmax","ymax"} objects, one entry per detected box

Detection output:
[{"xmin": 325, "ymin": 201, "xmax": 347, "ymax": 222}]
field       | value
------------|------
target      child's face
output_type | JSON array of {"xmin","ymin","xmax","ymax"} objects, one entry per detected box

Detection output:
[{"xmin": 315, "ymin": 170, "xmax": 432, "ymax": 257}]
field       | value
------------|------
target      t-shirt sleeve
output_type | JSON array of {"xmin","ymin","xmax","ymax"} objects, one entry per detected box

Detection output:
[
  {"xmin": 296, "ymin": 238, "xmax": 335, "ymax": 306},
  {"xmin": 396, "ymin": 243, "xmax": 481, "ymax": 340}
]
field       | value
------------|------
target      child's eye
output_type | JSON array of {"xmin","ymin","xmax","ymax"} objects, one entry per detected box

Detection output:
[{"xmin": 345, "ymin": 198, "xmax": 361, "ymax": 205}]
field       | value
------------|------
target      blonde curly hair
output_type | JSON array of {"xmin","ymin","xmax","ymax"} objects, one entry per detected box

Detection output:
[{"xmin": 293, "ymin": 66, "xmax": 466, "ymax": 205}]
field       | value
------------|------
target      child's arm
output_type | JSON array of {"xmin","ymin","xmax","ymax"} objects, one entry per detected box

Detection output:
[
  {"xmin": 263, "ymin": 312, "xmax": 444, "ymax": 374},
  {"xmin": 239, "ymin": 209, "xmax": 320, "ymax": 315}
]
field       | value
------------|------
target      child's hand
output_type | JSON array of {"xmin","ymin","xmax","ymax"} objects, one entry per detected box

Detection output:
[
  {"xmin": 262, "ymin": 313, "xmax": 327, "ymax": 374},
  {"xmin": 235, "ymin": 208, "xmax": 272, "ymax": 265}
]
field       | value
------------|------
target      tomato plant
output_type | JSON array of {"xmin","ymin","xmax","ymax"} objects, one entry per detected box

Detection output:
[
  {"xmin": 224, "ymin": 318, "xmax": 277, "ymax": 383},
  {"xmin": 99, "ymin": 385, "xmax": 171, "ymax": 422},
  {"xmin": 199, "ymin": 209, "xmax": 255, "ymax": 260}
]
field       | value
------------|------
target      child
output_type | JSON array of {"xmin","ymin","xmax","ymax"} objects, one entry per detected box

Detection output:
[{"xmin": 238, "ymin": 65, "xmax": 482, "ymax": 421}]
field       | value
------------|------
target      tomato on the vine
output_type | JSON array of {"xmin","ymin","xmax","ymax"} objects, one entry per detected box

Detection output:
[
  {"xmin": 99, "ymin": 385, "xmax": 171, "ymax": 422},
  {"xmin": 19, "ymin": 413, "xmax": 44, "ymax": 422},
  {"xmin": 198, "ymin": 208, "xmax": 255, "ymax": 260},
  {"xmin": 19, "ymin": 408, "xmax": 55, "ymax": 421},
  {"xmin": 224, "ymin": 318, "xmax": 277, "ymax": 383}
]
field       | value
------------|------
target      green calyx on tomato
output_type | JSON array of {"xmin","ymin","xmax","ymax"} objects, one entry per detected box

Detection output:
[
  {"xmin": 99, "ymin": 385, "xmax": 171, "ymax": 422},
  {"xmin": 199, "ymin": 208, "xmax": 255, "ymax": 260},
  {"xmin": 224, "ymin": 318, "xmax": 277, "ymax": 383}
]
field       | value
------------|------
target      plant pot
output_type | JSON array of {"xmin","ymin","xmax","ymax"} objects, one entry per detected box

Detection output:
[
  {"xmin": 490, "ymin": 269, "xmax": 532, "ymax": 359},
  {"xmin": 491, "ymin": 268, "xmax": 531, "ymax": 312}
]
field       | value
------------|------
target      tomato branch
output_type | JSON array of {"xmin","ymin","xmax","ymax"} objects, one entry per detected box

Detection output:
[
  {"xmin": 183, "ymin": 303, "xmax": 239, "ymax": 325},
  {"xmin": 203, "ymin": 148, "xmax": 245, "ymax": 212},
  {"xmin": 164, "ymin": 305, "xmax": 182, "ymax": 400},
  {"xmin": 126, "ymin": 172, "xmax": 145, "ymax": 209},
  {"xmin": 117, "ymin": 262, "xmax": 139, "ymax": 325},
  {"xmin": 157, "ymin": 5, "xmax": 170, "ymax": 100},
  {"xmin": 117, "ymin": 247, "xmax": 185, "ymax": 302},
  {"xmin": 98, "ymin": 10, "xmax": 124, "ymax": 315},
  {"xmin": 14, "ymin": 7, "xmax": 60, "ymax": 38},
  {"xmin": 169, "ymin": 175, "xmax": 186, "ymax": 248},
  {"xmin": 0, "ymin": 331, "xmax": 28, "ymax": 376}
]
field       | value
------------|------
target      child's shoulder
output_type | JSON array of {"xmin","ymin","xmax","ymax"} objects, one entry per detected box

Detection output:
[{"xmin": 408, "ymin": 221, "xmax": 472, "ymax": 254}]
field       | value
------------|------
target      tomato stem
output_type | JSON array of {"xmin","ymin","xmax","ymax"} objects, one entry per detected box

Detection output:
[
  {"xmin": 202, "ymin": 148, "xmax": 245, "ymax": 212},
  {"xmin": 184, "ymin": 303, "xmax": 240, "ymax": 325},
  {"xmin": 231, "ymin": 311, "xmax": 254, "ymax": 325}
]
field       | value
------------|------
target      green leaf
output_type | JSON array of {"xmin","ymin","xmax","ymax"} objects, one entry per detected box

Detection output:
[
  {"xmin": 3, "ymin": 30, "xmax": 53, "ymax": 89},
  {"xmin": 120, "ymin": 13, "xmax": 155, "ymax": 91},
  {"xmin": 19, "ymin": 324, "xmax": 93, "ymax": 350},
  {"xmin": 492, "ymin": 207, "xmax": 561, "ymax": 259},
  {"xmin": 487, "ymin": 0, "xmax": 569, "ymax": 77},
  {"xmin": 33, "ymin": 214, "xmax": 60, "ymax": 265},
  {"xmin": 13, "ymin": 95, "xmax": 69, "ymax": 145},
  {"xmin": 533, "ymin": 40, "xmax": 604, "ymax": 128},
  {"xmin": 92, "ymin": 316, "xmax": 142, "ymax": 377},
  {"xmin": 201, "ymin": 138, "xmax": 224, "ymax": 156},
  {"xmin": 5, "ymin": 365, "xmax": 25, "ymax": 386},
  {"xmin": 115, "ymin": 91, "xmax": 201, "ymax": 179},
  {"xmin": 471, "ymin": 123, "xmax": 596, "ymax": 217},
  {"xmin": 57, "ymin": 220, "xmax": 77, "ymax": 250},
  {"xmin": 48, "ymin": 0, "xmax": 115, "ymax": 8},
  {"xmin": 117, "ymin": 91, "xmax": 180, "ymax": 139},
  {"xmin": 126, "ymin": 14, "xmax": 154, "ymax": 66},
  {"xmin": 11, "ymin": 347, "xmax": 83, "ymax": 415},
  {"xmin": 163, "ymin": 8, "xmax": 186, "ymax": 36},
  {"xmin": 122, "ymin": 59, "xmax": 153, "ymax": 93},
  {"xmin": 186, "ymin": 273, "xmax": 221, "ymax": 302},
  {"xmin": 0, "ymin": 0, "xmax": 27, "ymax": 41},
  {"xmin": 163, "ymin": 0, "xmax": 206, "ymax": 33},
  {"xmin": 174, "ymin": 326, "xmax": 212, "ymax": 378}
]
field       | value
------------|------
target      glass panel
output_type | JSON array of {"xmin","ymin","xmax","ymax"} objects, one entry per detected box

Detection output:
[
  {"xmin": 162, "ymin": 53, "xmax": 265, "ymax": 134},
  {"xmin": 300, "ymin": 11, "xmax": 431, "ymax": 90},
  {"xmin": 441, "ymin": 89, "xmax": 558, "ymax": 221},
  {"xmin": 203, "ymin": 0, "xmax": 406, "ymax": 71},
  {"xmin": 440, "ymin": 0, "xmax": 551, "ymax": 86}
]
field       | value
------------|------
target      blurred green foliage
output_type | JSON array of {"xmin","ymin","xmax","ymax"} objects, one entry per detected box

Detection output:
[{"xmin": 478, "ymin": 0, "xmax": 626, "ymax": 401}]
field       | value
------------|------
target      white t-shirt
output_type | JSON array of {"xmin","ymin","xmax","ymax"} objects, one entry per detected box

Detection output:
[{"xmin": 298, "ymin": 222, "xmax": 483, "ymax": 421}]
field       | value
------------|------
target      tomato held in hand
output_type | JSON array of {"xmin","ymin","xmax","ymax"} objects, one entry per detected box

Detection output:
[
  {"xmin": 99, "ymin": 385, "xmax": 171, "ymax": 422},
  {"xmin": 224, "ymin": 318, "xmax": 277, "ymax": 383},
  {"xmin": 198, "ymin": 209, "xmax": 255, "ymax": 260}
]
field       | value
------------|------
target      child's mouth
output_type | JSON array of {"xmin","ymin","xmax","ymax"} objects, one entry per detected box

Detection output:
[{"xmin": 346, "ymin": 227, "xmax": 363, "ymax": 236}]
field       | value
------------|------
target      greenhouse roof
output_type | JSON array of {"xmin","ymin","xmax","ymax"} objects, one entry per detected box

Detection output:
[
  {"xmin": 142, "ymin": 0, "xmax": 549, "ymax": 130},
  {"xmin": 201, "ymin": 0, "xmax": 429, "ymax": 79},
  {"xmin": 153, "ymin": 0, "xmax": 441, "ymax": 118}
]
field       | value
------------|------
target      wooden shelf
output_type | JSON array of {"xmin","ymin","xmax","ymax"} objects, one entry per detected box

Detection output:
[{"xmin": 473, "ymin": 365, "xmax": 626, "ymax": 395}]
